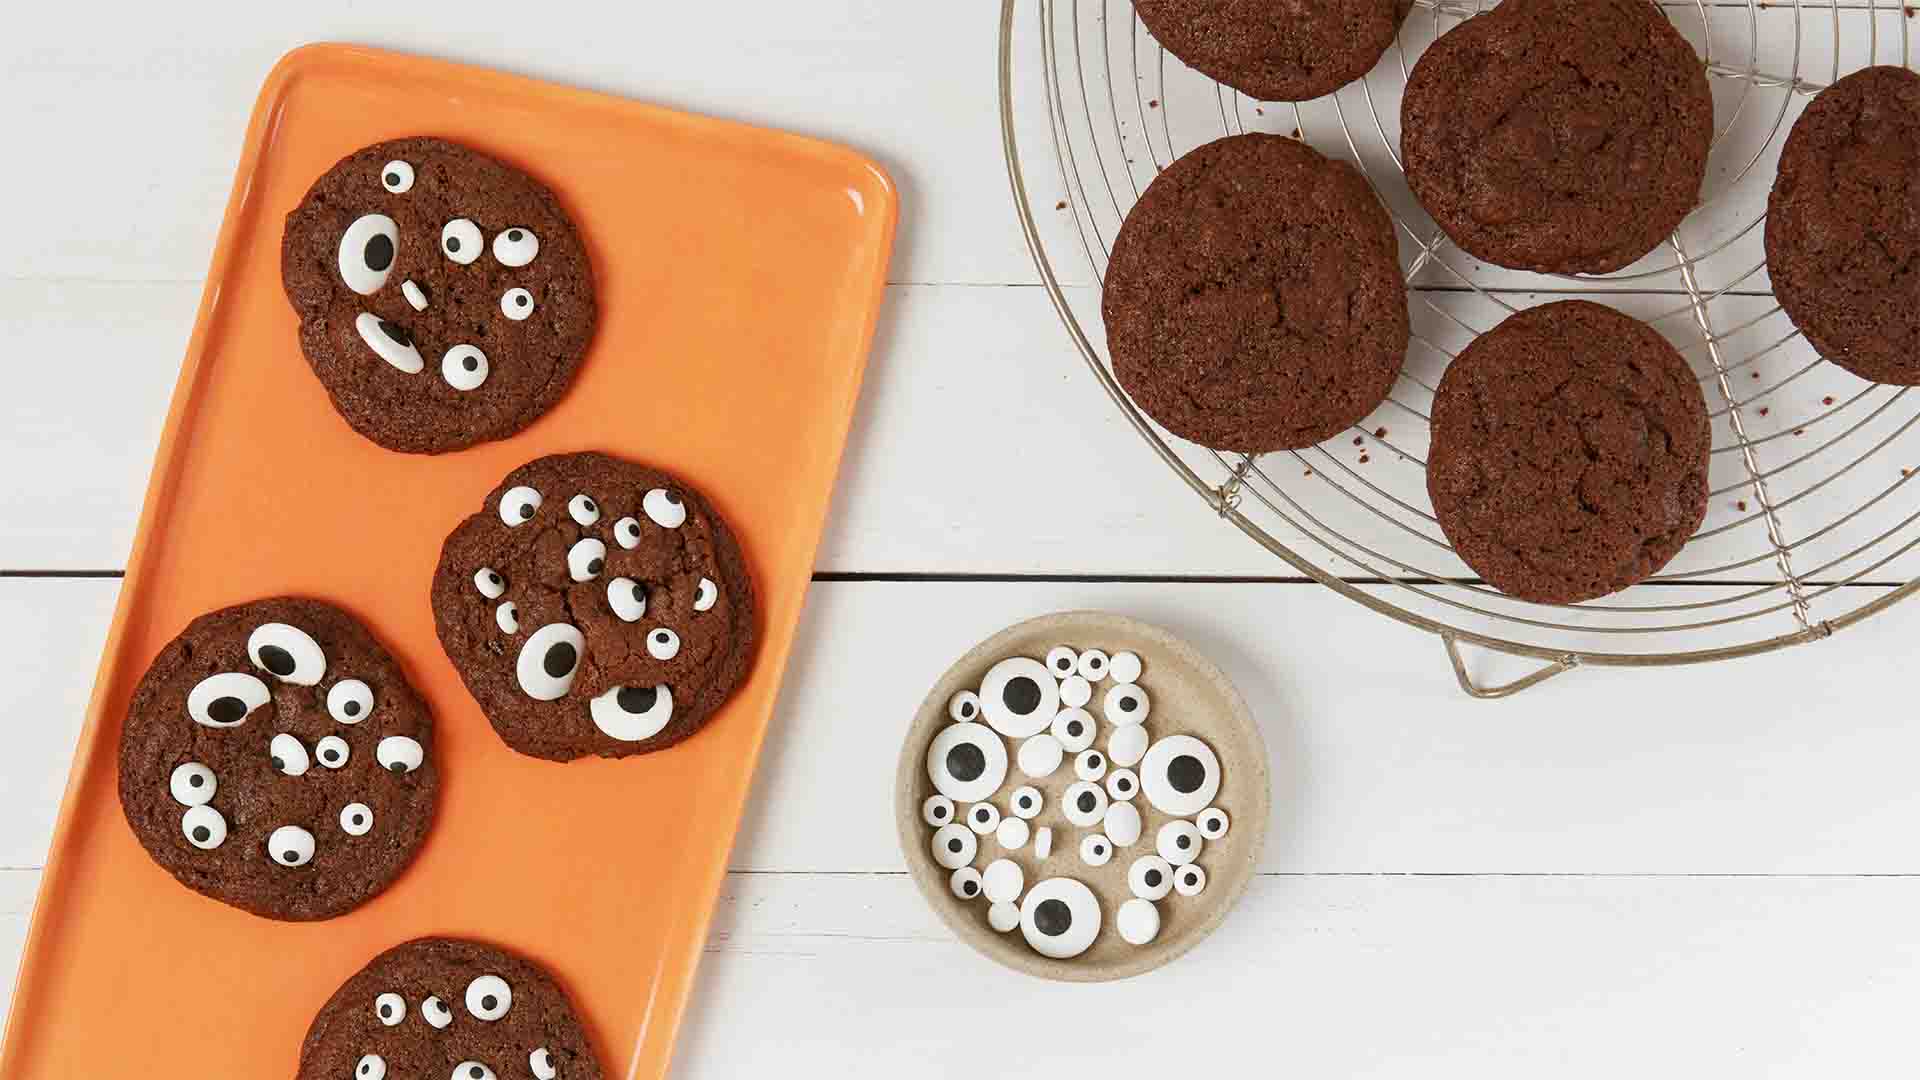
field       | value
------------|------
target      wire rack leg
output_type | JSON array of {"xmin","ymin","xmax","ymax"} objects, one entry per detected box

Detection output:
[{"xmin": 1442, "ymin": 635, "xmax": 1579, "ymax": 699}]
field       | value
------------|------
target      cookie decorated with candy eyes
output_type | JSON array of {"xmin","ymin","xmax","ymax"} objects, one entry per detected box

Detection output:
[
  {"xmin": 297, "ymin": 938, "xmax": 602, "ymax": 1080},
  {"xmin": 430, "ymin": 451, "xmax": 757, "ymax": 760},
  {"xmin": 282, "ymin": 136, "xmax": 597, "ymax": 454},
  {"xmin": 116, "ymin": 597, "xmax": 437, "ymax": 921}
]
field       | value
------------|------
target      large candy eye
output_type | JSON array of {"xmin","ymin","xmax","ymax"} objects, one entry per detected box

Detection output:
[
  {"xmin": 1105, "ymin": 768, "xmax": 1139, "ymax": 802},
  {"xmin": 949, "ymin": 865, "xmax": 983, "ymax": 900},
  {"xmin": 328, "ymin": 679, "xmax": 373, "ymax": 723},
  {"xmin": 529, "ymin": 1048, "xmax": 557, "ymax": 1080},
  {"xmin": 496, "ymin": 602, "xmax": 519, "ymax": 634},
  {"xmin": 316, "ymin": 734, "xmax": 351, "ymax": 769},
  {"xmin": 338, "ymin": 214, "xmax": 398, "ymax": 295},
  {"xmin": 1108, "ymin": 724, "xmax": 1148, "ymax": 768},
  {"xmin": 181, "ymin": 804, "xmax": 226, "ymax": 849},
  {"xmin": 340, "ymin": 802, "xmax": 374, "ymax": 836},
  {"xmin": 1197, "ymin": 807, "xmax": 1230, "ymax": 839},
  {"xmin": 465, "ymin": 974, "xmax": 512, "ymax": 1020},
  {"xmin": 443, "ymin": 344, "xmax": 489, "ymax": 390},
  {"xmin": 589, "ymin": 685, "xmax": 674, "ymax": 742},
  {"xmin": 356, "ymin": 1053, "xmax": 388, "ymax": 1080},
  {"xmin": 269, "ymin": 733, "xmax": 310, "ymax": 776},
  {"xmin": 607, "ymin": 578, "xmax": 647, "ymax": 622},
  {"xmin": 1104, "ymin": 801, "xmax": 1143, "ymax": 847},
  {"xmin": 499, "ymin": 486, "xmax": 543, "ymax": 525},
  {"xmin": 979, "ymin": 657, "xmax": 1059, "ymax": 738},
  {"xmin": 1103, "ymin": 684, "xmax": 1149, "ymax": 725},
  {"xmin": 376, "ymin": 735, "xmax": 425, "ymax": 774},
  {"xmin": 268, "ymin": 824, "xmax": 316, "ymax": 867},
  {"xmin": 925, "ymin": 722, "xmax": 1008, "ymax": 803},
  {"xmin": 374, "ymin": 992, "xmax": 405, "ymax": 1026},
  {"xmin": 1058, "ymin": 674, "xmax": 1092, "ymax": 709},
  {"xmin": 169, "ymin": 762, "xmax": 215, "ymax": 805},
  {"xmin": 1109, "ymin": 651, "xmax": 1143, "ymax": 684},
  {"xmin": 647, "ymin": 628, "xmax": 681, "ymax": 660},
  {"xmin": 493, "ymin": 227, "xmax": 540, "ymax": 266},
  {"xmin": 355, "ymin": 312, "xmax": 424, "ymax": 374},
  {"xmin": 516, "ymin": 623, "xmax": 584, "ymax": 700},
  {"xmin": 422, "ymin": 995, "xmax": 453, "ymax": 1029},
  {"xmin": 1155, "ymin": 820, "xmax": 1202, "ymax": 866},
  {"xmin": 1045, "ymin": 646, "xmax": 1078, "ymax": 677},
  {"xmin": 1073, "ymin": 749, "xmax": 1107, "ymax": 782},
  {"xmin": 1050, "ymin": 708, "xmax": 1094, "ymax": 752},
  {"xmin": 1127, "ymin": 855, "xmax": 1173, "ymax": 900},
  {"xmin": 643, "ymin": 488, "xmax": 686, "ymax": 528},
  {"xmin": 568, "ymin": 493, "xmax": 600, "ymax": 526},
  {"xmin": 1077, "ymin": 649, "xmax": 1110, "ymax": 681},
  {"xmin": 966, "ymin": 802, "xmax": 1001, "ymax": 835},
  {"xmin": 1062, "ymin": 780, "xmax": 1108, "ymax": 827},
  {"xmin": 453, "ymin": 1064, "xmax": 497, "ymax": 1080},
  {"xmin": 613, "ymin": 516, "xmax": 642, "ymax": 548},
  {"xmin": 1019, "ymin": 878, "xmax": 1101, "ymax": 959},
  {"xmin": 248, "ymin": 623, "xmax": 327, "ymax": 685},
  {"xmin": 948, "ymin": 690, "xmax": 981, "ymax": 724},
  {"xmin": 982, "ymin": 858, "xmax": 1024, "ymax": 903},
  {"xmin": 1015, "ymin": 733, "xmax": 1064, "ymax": 779},
  {"xmin": 567, "ymin": 537, "xmax": 606, "ymax": 581},
  {"xmin": 930, "ymin": 823, "xmax": 976, "ymax": 870},
  {"xmin": 1118, "ymin": 897, "xmax": 1161, "ymax": 945},
  {"xmin": 441, "ymin": 218, "xmax": 482, "ymax": 264},
  {"xmin": 1140, "ymin": 734, "xmax": 1220, "ymax": 816},
  {"xmin": 1009, "ymin": 785, "xmax": 1043, "ymax": 819},
  {"xmin": 921, "ymin": 794, "xmax": 955, "ymax": 826},
  {"xmin": 1079, "ymin": 834, "xmax": 1113, "ymax": 866},
  {"xmin": 187, "ymin": 671, "xmax": 270, "ymax": 728},
  {"xmin": 474, "ymin": 568, "xmax": 507, "ymax": 599},
  {"xmin": 693, "ymin": 577, "xmax": 719, "ymax": 612},
  {"xmin": 381, "ymin": 160, "xmax": 414, "ymax": 193},
  {"xmin": 500, "ymin": 287, "xmax": 535, "ymax": 320},
  {"xmin": 1175, "ymin": 864, "xmax": 1208, "ymax": 896}
]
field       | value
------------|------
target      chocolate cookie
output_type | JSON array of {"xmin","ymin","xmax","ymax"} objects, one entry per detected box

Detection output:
[
  {"xmin": 1427, "ymin": 301, "xmax": 1710, "ymax": 604},
  {"xmin": 1134, "ymin": 0, "xmax": 1412, "ymax": 103},
  {"xmin": 117, "ymin": 597, "xmax": 437, "ymax": 920},
  {"xmin": 1766, "ymin": 66, "xmax": 1920, "ymax": 385},
  {"xmin": 1401, "ymin": 0, "xmax": 1714, "ymax": 274},
  {"xmin": 431, "ymin": 452, "xmax": 757, "ymax": 761},
  {"xmin": 1102, "ymin": 133, "xmax": 1409, "ymax": 452},
  {"xmin": 297, "ymin": 937, "xmax": 602, "ymax": 1080},
  {"xmin": 283, "ymin": 137, "xmax": 597, "ymax": 454}
]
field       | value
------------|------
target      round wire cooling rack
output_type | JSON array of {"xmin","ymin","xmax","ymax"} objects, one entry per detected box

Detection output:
[{"xmin": 999, "ymin": 0, "xmax": 1920, "ymax": 697}]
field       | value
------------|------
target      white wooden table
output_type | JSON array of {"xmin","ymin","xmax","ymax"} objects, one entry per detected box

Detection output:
[{"xmin": 4, "ymin": 4, "xmax": 1918, "ymax": 1075}]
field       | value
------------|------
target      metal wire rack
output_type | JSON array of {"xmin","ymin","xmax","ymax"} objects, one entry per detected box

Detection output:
[{"xmin": 999, "ymin": 0, "xmax": 1920, "ymax": 696}]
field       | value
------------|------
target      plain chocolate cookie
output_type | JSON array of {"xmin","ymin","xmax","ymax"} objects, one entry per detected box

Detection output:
[
  {"xmin": 283, "ymin": 137, "xmax": 597, "ymax": 454},
  {"xmin": 1134, "ymin": 0, "xmax": 1412, "ymax": 102},
  {"xmin": 117, "ymin": 597, "xmax": 437, "ymax": 921},
  {"xmin": 1427, "ymin": 301, "xmax": 1710, "ymax": 604},
  {"xmin": 1766, "ymin": 65, "xmax": 1920, "ymax": 385},
  {"xmin": 431, "ymin": 452, "xmax": 757, "ymax": 761},
  {"xmin": 1401, "ymin": 0, "xmax": 1714, "ymax": 274},
  {"xmin": 297, "ymin": 937, "xmax": 602, "ymax": 1080},
  {"xmin": 1102, "ymin": 133, "xmax": 1409, "ymax": 452}
]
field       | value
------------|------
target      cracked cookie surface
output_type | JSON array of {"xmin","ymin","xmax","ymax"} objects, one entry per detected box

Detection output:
[
  {"xmin": 117, "ymin": 597, "xmax": 437, "ymax": 920},
  {"xmin": 1426, "ymin": 300, "xmax": 1710, "ymax": 604},
  {"xmin": 1133, "ymin": 0, "xmax": 1411, "ymax": 103},
  {"xmin": 1766, "ymin": 65, "xmax": 1920, "ymax": 386},
  {"xmin": 282, "ymin": 136, "xmax": 596, "ymax": 454},
  {"xmin": 430, "ymin": 451, "xmax": 756, "ymax": 761},
  {"xmin": 1102, "ymin": 133, "xmax": 1409, "ymax": 452}
]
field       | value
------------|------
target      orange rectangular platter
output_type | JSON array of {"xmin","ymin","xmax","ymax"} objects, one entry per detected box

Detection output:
[{"xmin": 0, "ymin": 43, "xmax": 895, "ymax": 1078}]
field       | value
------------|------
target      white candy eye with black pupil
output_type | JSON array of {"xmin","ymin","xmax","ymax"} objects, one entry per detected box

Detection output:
[
  {"xmin": 442, "ymin": 344, "xmax": 488, "ymax": 391},
  {"xmin": 381, "ymin": 160, "xmax": 414, "ymax": 193},
  {"xmin": 949, "ymin": 866, "xmax": 983, "ymax": 900},
  {"xmin": 268, "ymin": 824, "xmax": 315, "ymax": 867},
  {"xmin": 375, "ymin": 991, "xmax": 405, "ymax": 1026},
  {"xmin": 1140, "ymin": 734, "xmax": 1221, "ymax": 817},
  {"xmin": 465, "ymin": 974, "xmax": 512, "ymax": 1020},
  {"xmin": 422, "ymin": 995, "xmax": 453, "ymax": 1029},
  {"xmin": 1103, "ymin": 683, "xmax": 1150, "ymax": 725},
  {"xmin": 357, "ymin": 1053, "xmax": 387, "ymax": 1080},
  {"xmin": 499, "ymin": 486, "xmax": 542, "ymax": 525},
  {"xmin": 930, "ymin": 823, "xmax": 976, "ymax": 870},
  {"xmin": 182, "ymin": 804, "xmax": 226, "ymax": 849},
  {"xmin": 455, "ymin": 1063, "xmax": 497, "ymax": 1080},
  {"xmin": 925, "ymin": 722, "xmax": 1009, "ymax": 803},
  {"xmin": 1050, "ymin": 707, "xmax": 1094, "ymax": 752},
  {"xmin": 338, "ymin": 214, "xmax": 398, "ymax": 295},
  {"xmin": 1062, "ymin": 780, "xmax": 1108, "ymax": 827},
  {"xmin": 967, "ymin": 802, "xmax": 1000, "ymax": 835},
  {"xmin": 340, "ymin": 802, "xmax": 373, "ymax": 836},
  {"xmin": 694, "ymin": 577, "xmax": 719, "ymax": 612},
  {"xmin": 187, "ymin": 671, "xmax": 269, "ymax": 728},
  {"xmin": 979, "ymin": 656, "xmax": 1059, "ymax": 738},
  {"xmin": 1078, "ymin": 649, "xmax": 1110, "ymax": 681},
  {"xmin": 1045, "ymin": 645, "xmax": 1078, "ymax": 677},
  {"xmin": 1009, "ymin": 785, "xmax": 1043, "ymax": 819},
  {"xmin": 377, "ymin": 735, "xmax": 425, "ymax": 774},
  {"xmin": 1128, "ymin": 855, "xmax": 1174, "ymax": 901},
  {"xmin": 441, "ymin": 218, "xmax": 482, "ymax": 264},
  {"xmin": 475, "ymin": 568, "xmax": 507, "ymax": 599},
  {"xmin": 497, "ymin": 602, "xmax": 519, "ymax": 634},
  {"xmin": 1175, "ymin": 865, "xmax": 1208, "ymax": 896},
  {"xmin": 355, "ymin": 312, "xmax": 424, "ymax": 374},
  {"xmin": 1106, "ymin": 768, "xmax": 1138, "ymax": 801},
  {"xmin": 608, "ymin": 577, "xmax": 647, "ymax": 622},
  {"xmin": 948, "ymin": 690, "xmax": 981, "ymax": 724},
  {"xmin": 568, "ymin": 493, "xmax": 600, "ymax": 525},
  {"xmin": 1019, "ymin": 878, "xmax": 1101, "ymax": 959},
  {"xmin": 922, "ymin": 794, "xmax": 955, "ymax": 826},
  {"xmin": 589, "ymin": 684, "xmax": 674, "ymax": 742},
  {"xmin": 614, "ymin": 517, "xmax": 642, "ymax": 548},
  {"xmin": 647, "ymin": 628, "xmax": 681, "ymax": 660},
  {"xmin": 1198, "ymin": 807, "xmax": 1230, "ymax": 838},
  {"xmin": 269, "ymin": 733, "xmax": 310, "ymax": 776},
  {"xmin": 1156, "ymin": 820, "xmax": 1203, "ymax": 866},
  {"xmin": 516, "ymin": 623, "xmax": 584, "ymax": 700},
  {"xmin": 529, "ymin": 1048, "xmax": 557, "ymax": 1080},
  {"xmin": 316, "ymin": 734, "xmax": 350, "ymax": 769},
  {"xmin": 328, "ymin": 679, "xmax": 373, "ymax": 723},
  {"xmin": 1079, "ymin": 834, "xmax": 1112, "ymax": 866},
  {"xmin": 643, "ymin": 488, "xmax": 686, "ymax": 528},
  {"xmin": 567, "ymin": 537, "xmax": 606, "ymax": 581},
  {"xmin": 1074, "ymin": 749, "xmax": 1107, "ymax": 782},
  {"xmin": 248, "ymin": 623, "xmax": 327, "ymax": 685},
  {"xmin": 501, "ymin": 287, "xmax": 534, "ymax": 320},
  {"xmin": 493, "ymin": 227, "xmax": 540, "ymax": 266},
  {"xmin": 170, "ymin": 762, "xmax": 215, "ymax": 805}
]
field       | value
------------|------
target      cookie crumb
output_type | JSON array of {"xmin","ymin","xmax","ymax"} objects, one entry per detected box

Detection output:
[
  {"xmin": 1736, "ymin": 500, "xmax": 1748, "ymax": 512},
  {"xmin": 1822, "ymin": 396, "xmax": 1835, "ymax": 406},
  {"xmin": 1794, "ymin": 428, "xmax": 1805, "ymax": 436},
  {"xmin": 1359, "ymin": 454, "xmax": 1371, "ymax": 464},
  {"xmin": 1758, "ymin": 406, "xmax": 1770, "ymax": 416},
  {"xmin": 1374, "ymin": 427, "xmax": 1388, "ymax": 438},
  {"xmin": 1055, "ymin": 200, "xmax": 1068, "ymax": 211},
  {"xmin": 1148, "ymin": 99, "xmax": 1159, "ymax": 109},
  {"xmin": 1353, "ymin": 435, "xmax": 1364, "ymax": 446}
]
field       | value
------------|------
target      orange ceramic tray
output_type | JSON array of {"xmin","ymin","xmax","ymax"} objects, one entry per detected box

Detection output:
[{"xmin": 0, "ymin": 44, "xmax": 894, "ymax": 1078}]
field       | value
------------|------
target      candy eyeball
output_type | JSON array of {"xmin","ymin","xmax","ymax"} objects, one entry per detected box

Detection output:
[
  {"xmin": 1156, "ymin": 820, "xmax": 1203, "ymax": 867},
  {"xmin": 338, "ymin": 213, "xmax": 398, "ymax": 295},
  {"xmin": 988, "ymin": 901, "xmax": 1021, "ymax": 933},
  {"xmin": 1015, "ymin": 732, "xmax": 1064, "ymax": 779},
  {"xmin": 422, "ymin": 995, "xmax": 453, "ymax": 1029},
  {"xmin": 567, "ymin": 537, "xmax": 607, "ymax": 582},
  {"xmin": 328, "ymin": 678, "xmax": 373, "ymax": 723},
  {"xmin": 269, "ymin": 732, "xmax": 311, "ymax": 776},
  {"xmin": 966, "ymin": 802, "xmax": 1001, "ymax": 835},
  {"xmin": 356, "ymin": 1053, "xmax": 388, "ymax": 1080},
  {"xmin": 188, "ymin": 671, "xmax": 271, "ymax": 728},
  {"xmin": 1008, "ymin": 785, "xmax": 1043, "ymax": 819},
  {"xmin": 613, "ymin": 516, "xmax": 642, "ymax": 549},
  {"xmin": 1117, "ymin": 897, "xmax": 1161, "ymax": 945},
  {"xmin": 454, "ymin": 1063, "xmax": 497, "ymax": 1080},
  {"xmin": 339, "ymin": 802, "xmax": 374, "ymax": 836},
  {"xmin": 568, "ymin": 493, "xmax": 601, "ymax": 526},
  {"xmin": 995, "ymin": 816, "xmax": 1030, "ymax": 850},
  {"xmin": 1033, "ymin": 826, "xmax": 1054, "ymax": 859},
  {"xmin": 1105, "ymin": 768, "xmax": 1139, "ymax": 802},
  {"xmin": 1019, "ymin": 878, "xmax": 1101, "ymax": 959},
  {"xmin": 1044, "ymin": 645, "xmax": 1079, "ymax": 679},
  {"xmin": 1062, "ymin": 780, "xmax": 1109, "ymax": 827},
  {"xmin": 926, "ymin": 722, "xmax": 1008, "ymax": 803},
  {"xmin": 979, "ymin": 657, "xmax": 1059, "ymax": 739},
  {"xmin": 268, "ymin": 824, "xmax": 316, "ymax": 867},
  {"xmin": 694, "ymin": 577, "xmax": 719, "ymax": 612},
  {"xmin": 315, "ymin": 734, "xmax": 351, "ymax": 769},
  {"xmin": 496, "ymin": 602, "xmax": 519, "ymax": 634},
  {"xmin": 499, "ymin": 485, "xmax": 542, "ymax": 525},
  {"xmin": 1103, "ymin": 801, "xmax": 1143, "ymax": 847},
  {"xmin": 1108, "ymin": 651, "xmax": 1143, "ymax": 684},
  {"xmin": 181, "ymin": 804, "xmax": 227, "ymax": 849},
  {"xmin": 589, "ymin": 685, "xmax": 674, "ymax": 742},
  {"xmin": 376, "ymin": 735, "xmax": 426, "ymax": 774},
  {"xmin": 442, "ymin": 344, "xmax": 489, "ymax": 391},
  {"xmin": 947, "ymin": 689, "xmax": 982, "ymax": 724},
  {"xmin": 474, "ymin": 567, "xmax": 507, "ymax": 599},
  {"xmin": 1127, "ymin": 855, "xmax": 1173, "ymax": 901},
  {"xmin": 501, "ymin": 287, "xmax": 535, "ymax": 320},
  {"xmin": 380, "ymin": 160, "xmax": 414, "ymax": 193},
  {"xmin": 355, "ymin": 313, "xmax": 423, "ymax": 374},
  {"xmin": 1103, "ymin": 683, "xmax": 1150, "ymax": 725},
  {"xmin": 949, "ymin": 865, "xmax": 983, "ymax": 900},
  {"xmin": 1108, "ymin": 724, "xmax": 1148, "ymax": 768},
  {"xmin": 516, "ymin": 623, "xmax": 584, "ymax": 700},
  {"xmin": 922, "ymin": 793, "xmax": 955, "ymax": 826},
  {"xmin": 465, "ymin": 973, "xmax": 512, "ymax": 1020},
  {"xmin": 608, "ymin": 578, "xmax": 648, "ymax": 622},
  {"xmin": 493, "ymin": 227, "xmax": 540, "ymax": 267},
  {"xmin": 374, "ymin": 991, "xmax": 405, "ymax": 1026},
  {"xmin": 402, "ymin": 279, "xmax": 429, "ymax": 311},
  {"xmin": 982, "ymin": 858, "xmax": 1024, "ymax": 903},
  {"xmin": 1175, "ymin": 864, "xmax": 1208, "ymax": 896},
  {"xmin": 643, "ymin": 488, "xmax": 686, "ymax": 529},
  {"xmin": 248, "ymin": 623, "xmax": 327, "ymax": 685},
  {"xmin": 1058, "ymin": 674, "xmax": 1092, "ymax": 709},
  {"xmin": 169, "ymin": 762, "xmax": 215, "ymax": 806},
  {"xmin": 1079, "ymin": 834, "xmax": 1113, "ymax": 866},
  {"xmin": 931, "ymin": 822, "xmax": 977, "ymax": 870},
  {"xmin": 1077, "ymin": 649, "xmax": 1110, "ymax": 681},
  {"xmin": 1074, "ymin": 749, "xmax": 1108, "ymax": 782},
  {"xmin": 1050, "ymin": 707, "xmax": 1095, "ymax": 752},
  {"xmin": 529, "ymin": 1048, "xmax": 558, "ymax": 1080},
  {"xmin": 441, "ymin": 218, "xmax": 482, "ymax": 264},
  {"xmin": 646, "ymin": 628, "xmax": 681, "ymax": 661},
  {"xmin": 1197, "ymin": 807, "xmax": 1231, "ymax": 839},
  {"xmin": 1140, "ymin": 734, "xmax": 1220, "ymax": 816}
]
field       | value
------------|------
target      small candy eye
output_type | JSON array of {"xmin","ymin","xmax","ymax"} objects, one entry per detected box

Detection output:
[
  {"xmin": 647, "ymin": 628, "xmax": 681, "ymax": 660},
  {"xmin": 441, "ymin": 218, "xmax": 482, "ymax": 264},
  {"xmin": 1015, "ymin": 732, "xmax": 1064, "ymax": 779},
  {"xmin": 493, "ymin": 227, "xmax": 540, "ymax": 266},
  {"xmin": 381, "ymin": 160, "xmax": 414, "ymax": 193},
  {"xmin": 613, "ymin": 516, "xmax": 642, "ymax": 549},
  {"xmin": 442, "ymin": 344, "xmax": 489, "ymax": 391},
  {"xmin": 1107, "ymin": 724, "xmax": 1148, "ymax": 768},
  {"xmin": 500, "ymin": 287, "xmax": 535, "ymax": 320},
  {"xmin": 1197, "ymin": 807, "xmax": 1230, "ymax": 839},
  {"xmin": 181, "ymin": 804, "xmax": 226, "ymax": 849},
  {"xmin": 1140, "ymin": 734, "xmax": 1220, "ymax": 816},
  {"xmin": 268, "ymin": 824, "xmax": 316, "ymax": 867},
  {"xmin": 979, "ymin": 656, "xmax": 1059, "ymax": 739},
  {"xmin": 1156, "ymin": 820, "xmax": 1203, "ymax": 866},
  {"xmin": 568, "ymin": 493, "xmax": 601, "ymax": 526},
  {"xmin": 376, "ymin": 735, "xmax": 425, "ymax": 774},
  {"xmin": 316, "ymin": 734, "xmax": 351, "ymax": 769},
  {"xmin": 995, "ymin": 816, "xmax": 1030, "ymax": 850},
  {"xmin": 589, "ymin": 685, "xmax": 674, "ymax": 742},
  {"xmin": 374, "ymin": 992, "xmax": 405, "ymax": 1026},
  {"xmin": 1080, "ymin": 834, "xmax": 1113, "ymax": 866},
  {"xmin": 1105, "ymin": 802, "xmax": 1143, "ymax": 848},
  {"xmin": 926, "ymin": 722, "xmax": 1009, "ymax": 803},
  {"xmin": 1109, "ymin": 651, "xmax": 1144, "ymax": 684},
  {"xmin": 517, "ymin": 623, "xmax": 583, "ymax": 700},
  {"xmin": 1045, "ymin": 646, "xmax": 1079, "ymax": 677},
  {"xmin": 1118, "ymin": 897, "xmax": 1161, "ymax": 945},
  {"xmin": 949, "ymin": 865, "xmax": 983, "ymax": 900},
  {"xmin": 988, "ymin": 902, "xmax": 1021, "ymax": 933},
  {"xmin": 982, "ymin": 858, "xmax": 1024, "ymax": 903},
  {"xmin": 499, "ymin": 485, "xmax": 543, "ymax": 525},
  {"xmin": 187, "ymin": 671, "xmax": 270, "ymax": 728},
  {"xmin": 643, "ymin": 488, "xmax": 686, "ymax": 528},
  {"xmin": 340, "ymin": 802, "xmax": 373, "ymax": 836},
  {"xmin": 269, "ymin": 733, "xmax": 310, "ymax": 776},
  {"xmin": 1074, "ymin": 749, "xmax": 1107, "ymax": 782},
  {"xmin": 608, "ymin": 578, "xmax": 647, "ymax": 622},
  {"xmin": 1009, "ymin": 785, "xmax": 1043, "ymax": 819},
  {"xmin": 1103, "ymin": 683, "xmax": 1149, "ymax": 725},
  {"xmin": 357, "ymin": 1053, "xmax": 388, "ymax": 1080},
  {"xmin": 496, "ymin": 602, "xmax": 519, "ymax": 634},
  {"xmin": 355, "ymin": 313, "xmax": 424, "ymax": 374},
  {"xmin": 693, "ymin": 577, "xmax": 719, "ymax": 612},
  {"xmin": 567, "ymin": 537, "xmax": 607, "ymax": 581},
  {"xmin": 454, "ymin": 1064, "xmax": 497, "ymax": 1080},
  {"xmin": 930, "ymin": 823, "xmax": 976, "ymax": 870},
  {"xmin": 328, "ymin": 679, "xmax": 373, "ymax": 723},
  {"xmin": 529, "ymin": 1048, "xmax": 558, "ymax": 1080},
  {"xmin": 1105, "ymin": 768, "xmax": 1139, "ymax": 801},
  {"xmin": 248, "ymin": 623, "xmax": 327, "ymax": 685},
  {"xmin": 967, "ymin": 802, "xmax": 1001, "ymax": 835},
  {"xmin": 1128, "ymin": 855, "xmax": 1173, "ymax": 900},
  {"xmin": 921, "ymin": 794, "xmax": 955, "ymax": 826},
  {"xmin": 1033, "ymin": 826, "xmax": 1054, "ymax": 859},
  {"xmin": 465, "ymin": 974, "xmax": 512, "ymax": 1020},
  {"xmin": 1019, "ymin": 878, "xmax": 1101, "ymax": 959},
  {"xmin": 169, "ymin": 762, "xmax": 215, "ymax": 805},
  {"xmin": 1058, "ymin": 674, "xmax": 1092, "ymax": 709},
  {"xmin": 948, "ymin": 690, "xmax": 981, "ymax": 723},
  {"xmin": 1062, "ymin": 780, "xmax": 1108, "ymax": 827},
  {"xmin": 402, "ymin": 280, "xmax": 428, "ymax": 310},
  {"xmin": 1050, "ymin": 707, "xmax": 1095, "ymax": 752},
  {"xmin": 338, "ymin": 214, "xmax": 398, "ymax": 295},
  {"xmin": 474, "ymin": 568, "xmax": 507, "ymax": 599},
  {"xmin": 1078, "ymin": 649, "xmax": 1110, "ymax": 681},
  {"xmin": 422, "ymin": 996, "xmax": 453, "ymax": 1029},
  {"xmin": 1174, "ymin": 864, "xmax": 1208, "ymax": 896}
]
